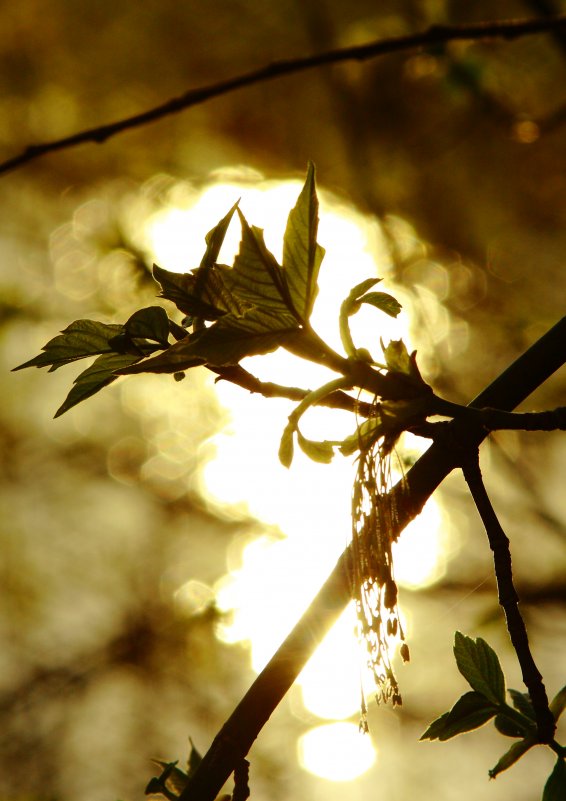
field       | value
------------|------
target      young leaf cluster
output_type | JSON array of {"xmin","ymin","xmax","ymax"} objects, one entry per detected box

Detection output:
[
  {"xmin": 421, "ymin": 633, "xmax": 566, "ymax": 797},
  {"xmin": 15, "ymin": 163, "xmax": 431, "ymax": 451},
  {"xmin": 14, "ymin": 164, "xmax": 326, "ymax": 413}
]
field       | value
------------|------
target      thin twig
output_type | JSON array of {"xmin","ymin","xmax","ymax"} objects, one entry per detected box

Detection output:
[
  {"xmin": 1, "ymin": 15, "xmax": 566, "ymax": 177},
  {"xmin": 433, "ymin": 398, "xmax": 566, "ymax": 431},
  {"xmin": 232, "ymin": 759, "xmax": 250, "ymax": 801},
  {"xmin": 179, "ymin": 316, "xmax": 566, "ymax": 801},
  {"xmin": 479, "ymin": 407, "xmax": 566, "ymax": 431},
  {"xmin": 461, "ymin": 451, "xmax": 555, "ymax": 742},
  {"xmin": 209, "ymin": 363, "xmax": 376, "ymax": 416}
]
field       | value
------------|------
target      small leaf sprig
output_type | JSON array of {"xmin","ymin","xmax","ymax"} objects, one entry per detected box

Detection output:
[{"xmin": 421, "ymin": 633, "xmax": 566, "ymax": 798}]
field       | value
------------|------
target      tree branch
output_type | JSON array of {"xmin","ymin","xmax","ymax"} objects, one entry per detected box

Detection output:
[
  {"xmin": 178, "ymin": 315, "xmax": 566, "ymax": 801},
  {"xmin": 209, "ymin": 364, "xmax": 376, "ymax": 416},
  {"xmin": 461, "ymin": 451, "xmax": 555, "ymax": 742},
  {"xmin": 2, "ymin": 15, "xmax": 566, "ymax": 177},
  {"xmin": 433, "ymin": 398, "xmax": 566, "ymax": 431}
]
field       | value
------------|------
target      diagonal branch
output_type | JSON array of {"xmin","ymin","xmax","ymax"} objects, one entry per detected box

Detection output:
[
  {"xmin": 461, "ymin": 451, "xmax": 555, "ymax": 742},
  {"xmin": 178, "ymin": 316, "xmax": 566, "ymax": 801},
  {"xmin": 2, "ymin": 15, "xmax": 566, "ymax": 177}
]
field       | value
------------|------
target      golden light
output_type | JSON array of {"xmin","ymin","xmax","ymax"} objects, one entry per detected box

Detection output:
[
  {"xmin": 146, "ymin": 167, "xmax": 450, "ymax": 781},
  {"xmin": 298, "ymin": 723, "xmax": 376, "ymax": 781}
]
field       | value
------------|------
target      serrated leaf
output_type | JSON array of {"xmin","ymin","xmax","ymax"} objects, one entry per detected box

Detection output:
[
  {"xmin": 118, "ymin": 308, "xmax": 301, "ymax": 373},
  {"xmin": 282, "ymin": 162, "xmax": 325, "ymax": 321},
  {"xmin": 152, "ymin": 202, "xmax": 240, "ymax": 322},
  {"xmin": 297, "ymin": 430, "xmax": 334, "ymax": 463},
  {"xmin": 124, "ymin": 306, "xmax": 171, "ymax": 346},
  {"xmin": 420, "ymin": 691, "xmax": 497, "ymax": 741},
  {"xmin": 225, "ymin": 212, "xmax": 293, "ymax": 315},
  {"xmin": 453, "ymin": 632, "xmax": 506, "ymax": 705},
  {"xmin": 54, "ymin": 353, "xmax": 141, "ymax": 417},
  {"xmin": 420, "ymin": 711, "xmax": 450, "ymax": 741},
  {"xmin": 360, "ymin": 291, "xmax": 402, "ymax": 318},
  {"xmin": 494, "ymin": 712, "xmax": 531, "ymax": 738},
  {"xmin": 509, "ymin": 689, "xmax": 536, "ymax": 721},
  {"xmin": 550, "ymin": 686, "xmax": 566, "ymax": 721},
  {"xmin": 489, "ymin": 737, "xmax": 536, "ymax": 779},
  {"xmin": 278, "ymin": 423, "xmax": 295, "ymax": 468},
  {"xmin": 153, "ymin": 264, "xmax": 244, "ymax": 320},
  {"xmin": 197, "ymin": 201, "xmax": 239, "ymax": 280},
  {"xmin": 14, "ymin": 320, "xmax": 124, "ymax": 372},
  {"xmin": 543, "ymin": 758, "xmax": 566, "ymax": 801}
]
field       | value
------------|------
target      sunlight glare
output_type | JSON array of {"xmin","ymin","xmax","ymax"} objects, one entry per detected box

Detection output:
[
  {"xmin": 298, "ymin": 605, "xmax": 363, "ymax": 720},
  {"xmin": 146, "ymin": 168, "xmax": 449, "ymax": 781},
  {"xmin": 298, "ymin": 723, "xmax": 376, "ymax": 781}
]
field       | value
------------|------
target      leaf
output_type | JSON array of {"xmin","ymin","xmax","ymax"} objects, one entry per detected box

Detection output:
[
  {"xmin": 124, "ymin": 306, "xmax": 171, "ymax": 346},
  {"xmin": 338, "ymin": 279, "xmax": 381, "ymax": 354},
  {"xmin": 187, "ymin": 739, "xmax": 202, "ymax": 778},
  {"xmin": 420, "ymin": 711, "xmax": 451, "ymax": 741},
  {"xmin": 153, "ymin": 264, "xmax": 230, "ymax": 320},
  {"xmin": 489, "ymin": 737, "xmax": 536, "ymax": 779},
  {"xmin": 278, "ymin": 423, "xmax": 295, "ymax": 468},
  {"xmin": 152, "ymin": 201, "xmax": 240, "ymax": 321},
  {"xmin": 226, "ymin": 211, "xmax": 293, "ymax": 314},
  {"xmin": 420, "ymin": 691, "xmax": 497, "ymax": 741},
  {"xmin": 118, "ymin": 309, "xmax": 301, "ymax": 373},
  {"xmin": 382, "ymin": 338, "xmax": 413, "ymax": 376},
  {"xmin": 297, "ymin": 430, "xmax": 334, "ymax": 464},
  {"xmin": 453, "ymin": 632, "xmax": 506, "ymax": 705},
  {"xmin": 494, "ymin": 712, "xmax": 531, "ymax": 738},
  {"xmin": 509, "ymin": 689, "xmax": 536, "ymax": 721},
  {"xmin": 197, "ymin": 201, "xmax": 239, "ymax": 282},
  {"xmin": 282, "ymin": 162, "xmax": 325, "ymax": 321},
  {"xmin": 360, "ymin": 291, "xmax": 402, "ymax": 318},
  {"xmin": 13, "ymin": 319, "xmax": 124, "ymax": 372},
  {"xmin": 342, "ymin": 278, "xmax": 382, "ymax": 317},
  {"xmin": 54, "ymin": 353, "xmax": 141, "ymax": 417},
  {"xmin": 168, "ymin": 318, "xmax": 189, "ymax": 341},
  {"xmin": 543, "ymin": 758, "xmax": 566, "ymax": 801},
  {"xmin": 550, "ymin": 685, "xmax": 566, "ymax": 721}
]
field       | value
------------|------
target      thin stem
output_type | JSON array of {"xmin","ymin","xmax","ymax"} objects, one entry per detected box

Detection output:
[
  {"xmin": 2, "ymin": 16, "xmax": 566, "ymax": 176},
  {"xmin": 285, "ymin": 326, "xmax": 436, "ymax": 402},
  {"xmin": 209, "ymin": 364, "xmax": 376, "ymax": 416},
  {"xmin": 433, "ymin": 397, "xmax": 566, "ymax": 431},
  {"xmin": 461, "ymin": 451, "xmax": 555, "ymax": 743}
]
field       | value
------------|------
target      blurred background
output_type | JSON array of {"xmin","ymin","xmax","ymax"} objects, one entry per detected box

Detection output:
[{"xmin": 1, "ymin": 1, "xmax": 566, "ymax": 800}]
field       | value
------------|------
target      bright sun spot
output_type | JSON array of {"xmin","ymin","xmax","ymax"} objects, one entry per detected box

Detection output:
[
  {"xmin": 146, "ymin": 167, "xmax": 448, "ymax": 782},
  {"xmin": 298, "ymin": 723, "xmax": 376, "ymax": 781}
]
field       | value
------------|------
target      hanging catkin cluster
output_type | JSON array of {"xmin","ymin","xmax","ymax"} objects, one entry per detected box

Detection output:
[{"xmin": 349, "ymin": 406, "xmax": 410, "ymax": 711}]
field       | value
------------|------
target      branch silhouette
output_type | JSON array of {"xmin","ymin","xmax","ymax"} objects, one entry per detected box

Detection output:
[
  {"xmin": 178, "ymin": 316, "xmax": 566, "ymax": 801},
  {"xmin": 2, "ymin": 15, "xmax": 566, "ymax": 177},
  {"xmin": 462, "ymin": 451, "xmax": 555, "ymax": 743}
]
